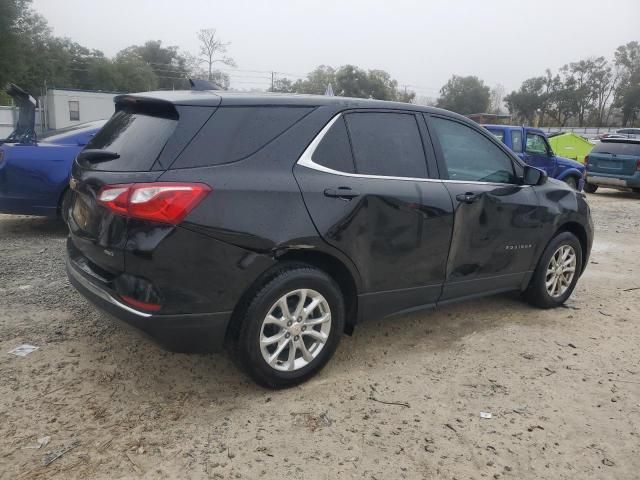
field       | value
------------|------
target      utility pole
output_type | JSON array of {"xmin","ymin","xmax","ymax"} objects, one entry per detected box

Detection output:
[{"xmin": 271, "ymin": 72, "xmax": 275, "ymax": 92}]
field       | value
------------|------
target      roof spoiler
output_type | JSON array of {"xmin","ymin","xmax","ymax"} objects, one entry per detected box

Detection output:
[{"xmin": 189, "ymin": 78, "xmax": 222, "ymax": 91}]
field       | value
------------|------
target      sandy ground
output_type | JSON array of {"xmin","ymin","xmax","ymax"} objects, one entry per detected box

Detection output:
[{"xmin": 0, "ymin": 190, "xmax": 639, "ymax": 480}]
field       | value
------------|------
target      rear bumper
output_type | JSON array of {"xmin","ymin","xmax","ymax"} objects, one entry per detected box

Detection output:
[
  {"xmin": 66, "ymin": 257, "xmax": 232, "ymax": 352},
  {"xmin": 587, "ymin": 173, "xmax": 640, "ymax": 189}
]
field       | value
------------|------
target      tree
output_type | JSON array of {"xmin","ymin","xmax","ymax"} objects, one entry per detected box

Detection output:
[
  {"xmin": 196, "ymin": 28, "xmax": 236, "ymax": 85},
  {"xmin": 489, "ymin": 84, "xmax": 505, "ymax": 114},
  {"xmin": 282, "ymin": 65, "xmax": 414, "ymax": 102},
  {"xmin": 589, "ymin": 57, "xmax": 617, "ymax": 126},
  {"xmin": 117, "ymin": 40, "xmax": 189, "ymax": 89},
  {"xmin": 270, "ymin": 77, "xmax": 295, "ymax": 93},
  {"xmin": 614, "ymin": 41, "xmax": 640, "ymax": 126},
  {"xmin": 291, "ymin": 65, "xmax": 336, "ymax": 95},
  {"xmin": 505, "ymin": 77, "xmax": 547, "ymax": 125},
  {"xmin": 436, "ymin": 75, "xmax": 490, "ymax": 115}
]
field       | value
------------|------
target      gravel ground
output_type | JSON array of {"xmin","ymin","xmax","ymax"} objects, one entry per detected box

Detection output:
[{"xmin": 0, "ymin": 190, "xmax": 639, "ymax": 480}]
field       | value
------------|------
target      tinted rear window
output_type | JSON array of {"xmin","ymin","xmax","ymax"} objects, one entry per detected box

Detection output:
[
  {"xmin": 83, "ymin": 110, "xmax": 177, "ymax": 171},
  {"xmin": 344, "ymin": 112, "xmax": 427, "ymax": 178},
  {"xmin": 171, "ymin": 106, "xmax": 312, "ymax": 168},
  {"xmin": 592, "ymin": 141, "xmax": 640, "ymax": 156},
  {"xmin": 312, "ymin": 117, "xmax": 355, "ymax": 173}
]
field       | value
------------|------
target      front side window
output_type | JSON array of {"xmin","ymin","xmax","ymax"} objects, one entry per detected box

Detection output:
[
  {"xmin": 69, "ymin": 101, "xmax": 80, "ymax": 121},
  {"xmin": 525, "ymin": 133, "xmax": 549, "ymax": 155},
  {"xmin": 312, "ymin": 117, "xmax": 355, "ymax": 173},
  {"xmin": 511, "ymin": 130, "xmax": 523, "ymax": 153},
  {"xmin": 430, "ymin": 116, "xmax": 517, "ymax": 184},
  {"xmin": 344, "ymin": 112, "xmax": 427, "ymax": 178}
]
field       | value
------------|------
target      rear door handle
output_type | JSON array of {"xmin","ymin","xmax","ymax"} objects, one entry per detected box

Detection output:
[
  {"xmin": 455, "ymin": 192, "xmax": 480, "ymax": 204},
  {"xmin": 324, "ymin": 187, "xmax": 360, "ymax": 200}
]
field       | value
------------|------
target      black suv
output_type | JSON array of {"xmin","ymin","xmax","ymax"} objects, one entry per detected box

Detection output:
[{"xmin": 66, "ymin": 91, "xmax": 593, "ymax": 388}]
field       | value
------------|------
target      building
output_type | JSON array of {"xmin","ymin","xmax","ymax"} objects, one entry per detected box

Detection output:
[
  {"xmin": 1, "ymin": 88, "xmax": 118, "ymax": 138},
  {"xmin": 43, "ymin": 88, "xmax": 118, "ymax": 130},
  {"xmin": 467, "ymin": 113, "xmax": 512, "ymax": 124}
]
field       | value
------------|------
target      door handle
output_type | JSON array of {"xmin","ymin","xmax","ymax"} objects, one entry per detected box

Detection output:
[
  {"xmin": 455, "ymin": 192, "xmax": 480, "ymax": 204},
  {"xmin": 324, "ymin": 187, "xmax": 360, "ymax": 200}
]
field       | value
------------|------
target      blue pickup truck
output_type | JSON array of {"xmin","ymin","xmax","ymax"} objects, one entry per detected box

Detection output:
[{"xmin": 483, "ymin": 125, "xmax": 586, "ymax": 190}]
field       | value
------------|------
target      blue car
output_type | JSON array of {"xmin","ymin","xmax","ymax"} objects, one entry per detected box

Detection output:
[
  {"xmin": 0, "ymin": 84, "xmax": 106, "ymax": 218},
  {"xmin": 483, "ymin": 125, "xmax": 586, "ymax": 190}
]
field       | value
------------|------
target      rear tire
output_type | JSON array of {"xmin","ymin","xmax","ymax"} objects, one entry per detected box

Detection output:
[
  {"xmin": 59, "ymin": 189, "xmax": 73, "ymax": 224},
  {"xmin": 233, "ymin": 265, "xmax": 344, "ymax": 388},
  {"xmin": 584, "ymin": 182, "xmax": 598, "ymax": 194},
  {"xmin": 524, "ymin": 232, "xmax": 582, "ymax": 309},
  {"xmin": 564, "ymin": 176, "xmax": 578, "ymax": 190}
]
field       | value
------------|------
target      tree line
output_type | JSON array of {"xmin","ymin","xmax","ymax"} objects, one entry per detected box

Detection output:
[
  {"xmin": 504, "ymin": 43, "xmax": 640, "ymax": 128},
  {"xmin": 0, "ymin": 0, "xmax": 234, "ymax": 101},
  {"xmin": 1, "ymin": 1, "xmax": 638, "ymax": 126}
]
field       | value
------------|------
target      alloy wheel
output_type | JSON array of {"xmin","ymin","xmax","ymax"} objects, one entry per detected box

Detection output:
[
  {"xmin": 259, "ymin": 289, "xmax": 332, "ymax": 372},
  {"xmin": 545, "ymin": 245, "xmax": 577, "ymax": 298}
]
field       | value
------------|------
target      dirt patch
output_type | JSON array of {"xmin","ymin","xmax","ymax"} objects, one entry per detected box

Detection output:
[{"xmin": 1, "ymin": 190, "xmax": 639, "ymax": 479}]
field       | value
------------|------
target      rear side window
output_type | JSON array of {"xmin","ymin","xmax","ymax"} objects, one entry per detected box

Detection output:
[
  {"xmin": 431, "ymin": 116, "xmax": 517, "ymax": 183},
  {"xmin": 511, "ymin": 130, "xmax": 523, "ymax": 153},
  {"xmin": 487, "ymin": 129, "xmax": 504, "ymax": 142},
  {"xmin": 312, "ymin": 117, "xmax": 355, "ymax": 173},
  {"xmin": 592, "ymin": 142, "xmax": 640, "ymax": 156},
  {"xmin": 84, "ymin": 109, "xmax": 177, "ymax": 171},
  {"xmin": 172, "ymin": 106, "xmax": 312, "ymax": 168},
  {"xmin": 344, "ymin": 112, "xmax": 427, "ymax": 178}
]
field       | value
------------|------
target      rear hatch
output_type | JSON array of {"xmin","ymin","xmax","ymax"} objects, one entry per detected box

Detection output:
[
  {"xmin": 2, "ymin": 84, "xmax": 37, "ymax": 144},
  {"xmin": 67, "ymin": 95, "xmax": 218, "ymax": 276},
  {"xmin": 587, "ymin": 140, "xmax": 640, "ymax": 177}
]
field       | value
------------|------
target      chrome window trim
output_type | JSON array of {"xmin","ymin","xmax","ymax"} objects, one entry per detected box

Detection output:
[{"xmin": 296, "ymin": 112, "xmax": 524, "ymax": 188}]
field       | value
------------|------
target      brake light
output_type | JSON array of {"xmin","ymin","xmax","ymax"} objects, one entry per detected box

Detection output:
[
  {"xmin": 120, "ymin": 295, "xmax": 162, "ymax": 312},
  {"xmin": 97, "ymin": 182, "xmax": 211, "ymax": 224}
]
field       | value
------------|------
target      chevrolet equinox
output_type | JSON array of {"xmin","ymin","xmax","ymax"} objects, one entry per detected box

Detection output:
[{"xmin": 66, "ymin": 91, "xmax": 593, "ymax": 388}]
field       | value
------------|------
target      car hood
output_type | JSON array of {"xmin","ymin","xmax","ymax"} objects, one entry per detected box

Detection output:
[
  {"xmin": 2, "ymin": 84, "xmax": 37, "ymax": 145},
  {"xmin": 556, "ymin": 155, "xmax": 585, "ymax": 170}
]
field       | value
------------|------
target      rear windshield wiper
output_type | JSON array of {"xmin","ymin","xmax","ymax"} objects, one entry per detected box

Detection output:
[{"xmin": 77, "ymin": 149, "xmax": 120, "ymax": 163}]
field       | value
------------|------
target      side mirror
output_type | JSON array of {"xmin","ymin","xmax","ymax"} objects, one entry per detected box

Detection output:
[{"xmin": 523, "ymin": 165, "xmax": 547, "ymax": 186}]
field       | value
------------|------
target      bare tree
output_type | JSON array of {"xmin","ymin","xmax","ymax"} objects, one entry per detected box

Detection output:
[
  {"xmin": 489, "ymin": 84, "xmax": 505, "ymax": 114},
  {"xmin": 197, "ymin": 28, "xmax": 236, "ymax": 82}
]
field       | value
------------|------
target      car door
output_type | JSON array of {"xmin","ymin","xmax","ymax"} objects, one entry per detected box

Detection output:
[
  {"xmin": 294, "ymin": 110, "xmax": 454, "ymax": 320},
  {"xmin": 425, "ymin": 114, "xmax": 543, "ymax": 301},
  {"xmin": 524, "ymin": 130, "xmax": 556, "ymax": 175}
]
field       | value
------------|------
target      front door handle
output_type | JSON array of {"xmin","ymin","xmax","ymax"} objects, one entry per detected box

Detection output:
[
  {"xmin": 324, "ymin": 187, "xmax": 360, "ymax": 200},
  {"xmin": 455, "ymin": 192, "xmax": 480, "ymax": 204}
]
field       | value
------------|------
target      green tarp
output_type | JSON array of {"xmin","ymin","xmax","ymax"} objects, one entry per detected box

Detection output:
[{"xmin": 548, "ymin": 132, "xmax": 594, "ymax": 164}]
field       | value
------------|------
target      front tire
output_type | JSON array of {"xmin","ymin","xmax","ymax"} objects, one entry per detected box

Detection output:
[
  {"xmin": 234, "ymin": 265, "xmax": 345, "ymax": 388},
  {"xmin": 564, "ymin": 176, "xmax": 578, "ymax": 190},
  {"xmin": 584, "ymin": 182, "xmax": 598, "ymax": 193},
  {"xmin": 524, "ymin": 232, "xmax": 582, "ymax": 309}
]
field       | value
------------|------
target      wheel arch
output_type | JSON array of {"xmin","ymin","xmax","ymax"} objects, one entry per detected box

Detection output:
[
  {"xmin": 554, "ymin": 221, "xmax": 589, "ymax": 273},
  {"xmin": 275, "ymin": 249, "xmax": 359, "ymax": 333},
  {"xmin": 225, "ymin": 249, "xmax": 360, "ymax": 345},
  {"xmin": 556, "ymin": 168, "xmax": 583, "ymax": 182}
]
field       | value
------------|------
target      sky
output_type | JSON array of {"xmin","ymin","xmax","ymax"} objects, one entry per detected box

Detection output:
[{"xmin": 32, "ymin": 0, "xmax": 639, "ymax": 98}]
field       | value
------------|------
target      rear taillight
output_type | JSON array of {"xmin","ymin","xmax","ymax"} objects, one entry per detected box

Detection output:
[
  {"xmin": 97, "ymin": 182, "xmax": 211, "ymax": 224},
  {"xmin": 120, "ymin": 295, "xmax": 162, "ymax": 312}
]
